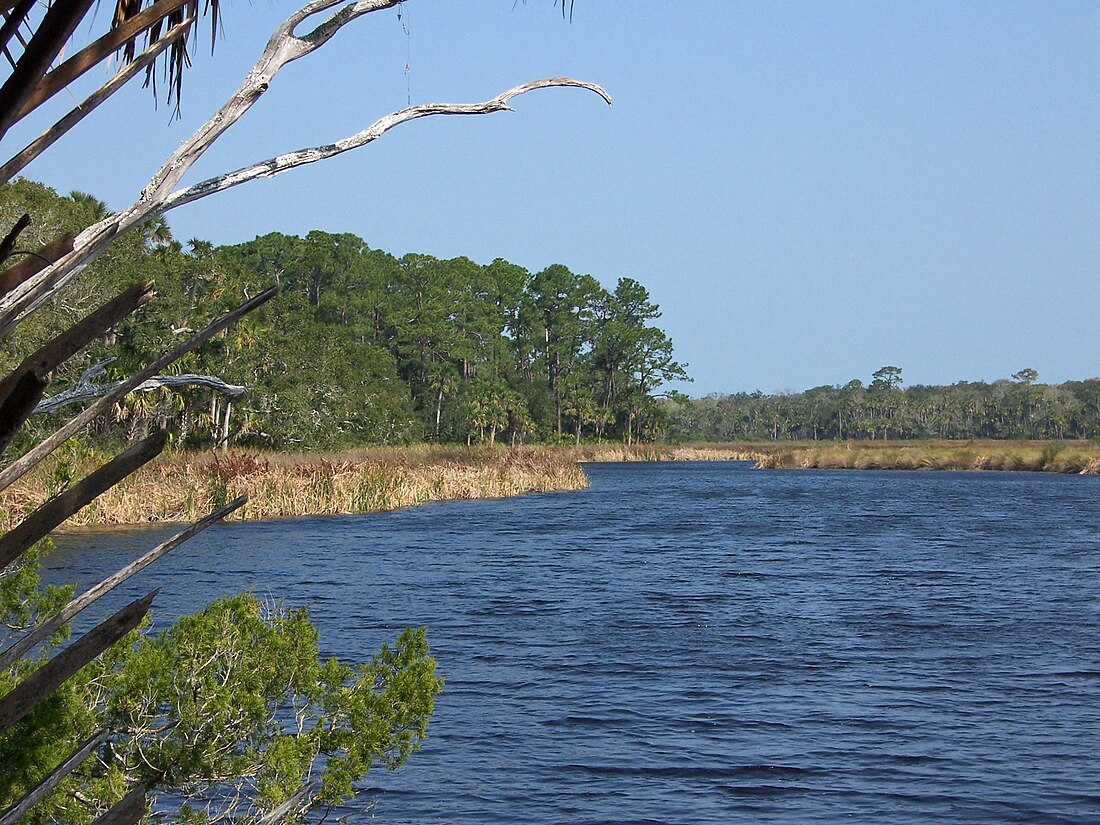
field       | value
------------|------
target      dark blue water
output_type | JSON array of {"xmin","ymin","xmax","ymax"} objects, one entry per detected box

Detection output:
[{"xmin": 43, "ymin": 462, "xmax": 1100, "ymax": 823}]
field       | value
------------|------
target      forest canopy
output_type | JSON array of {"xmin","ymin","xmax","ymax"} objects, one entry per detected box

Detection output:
[
  {"xmin": 1, "ymin": 179, "xmax": 688, "ymax": 451},
  {"xmin": 669, "ymin": 366, "xmax": 1100, "ymax": 442}
]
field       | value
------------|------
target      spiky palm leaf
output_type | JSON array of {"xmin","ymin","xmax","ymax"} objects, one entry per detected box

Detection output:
[{"xmin": 0, "ymin": 0, "xmax": 220, "ymax": 152}]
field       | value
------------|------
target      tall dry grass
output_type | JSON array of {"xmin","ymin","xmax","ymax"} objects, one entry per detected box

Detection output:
[
  {"xmin": 564, "ymin": 442, "xmax": 764, "ymax": 463},
  {"xmin": 7, "ymin": 439, "xmax": 1097, "ymax": 531},
  {"xmin": 743, "ymin": 440, "xmax": 1100, "ymax": 474},
  {"xmin": 0, "ymin": 446, "xmax": 590, "ymax": 529}
]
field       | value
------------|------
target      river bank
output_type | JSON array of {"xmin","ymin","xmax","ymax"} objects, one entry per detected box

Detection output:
[
  {"xmin": 0, "ymin": 446, "xmax": 589, "ymax": 529},
  {"xmin": 6, "ymin": 439, "xmax": 1097, "ymax": 529},
  {"xmin": 569, "ymin": 440, "xmax": 1100, "ymax": 474}
]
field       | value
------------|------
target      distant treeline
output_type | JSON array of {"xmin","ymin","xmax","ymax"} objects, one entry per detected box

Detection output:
[
  {"xmin": 668, "ymin": 366, "xmax": 1100, "ymax": 441},
  {"xmin": 2, "ymin": 179, "xmax": 686, "ymax": 450}
]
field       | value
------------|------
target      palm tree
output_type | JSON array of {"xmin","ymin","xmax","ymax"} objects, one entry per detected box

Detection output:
[{"xmin": 0, "ymin": 0, "xmax": 223, "ymax": 182}]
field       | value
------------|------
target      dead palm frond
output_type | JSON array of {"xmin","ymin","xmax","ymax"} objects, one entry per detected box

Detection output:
[{"xmin": 0, "ymin": 0, "xmax": 221, "ymax": 159}]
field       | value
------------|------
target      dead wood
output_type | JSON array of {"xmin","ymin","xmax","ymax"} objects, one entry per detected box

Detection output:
[
  {"xmin": 0, "ymin": 285, "xmax": 275, "ymax": 493},
  {"xmin": 0, "ymin": 590, "xmax": 157, "ymax": 732},
  {"xmin": 0, "ymin": 429, "xmax": 167, "ymax": 569},
  {"xmin": 0, "ymin": 232, "xmax": 75, "ymax": 300},
  {"xmin": 0, "ymin": 495, "xmax": 248, "ymax": 672},
  {"xmin": 0, "ymin": 730, "xmax": 109, "ymax": 825}
]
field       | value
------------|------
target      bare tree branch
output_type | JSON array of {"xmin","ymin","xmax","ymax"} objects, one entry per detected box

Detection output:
[
  {"xmin": 0, "ymin": 429, "xmax": 168, "ymax": 569},
  {"xmin": 0, "ymin": 0, "xmax": 609, "ymax": 341},
  {"xmin": 0, "ymin": 590, "xmax": 157, "ymax": 732},
  {"xmin": 0, "ymin": 731, "xmax": 110, "ymax": 825},
  {"xmin": 0, "ymin": 495, "xmax": 248, "ymax": 672},
  {"xmin": 34, "ymin": 367, "xmax": 245, "ymax": 415},
  {"xmin": 0, "ymin": 286, "xmax": 275, "ymax": 493},
  {"xmin": 164, "ymin": 78, "xmax": 613, "ymax": 211}
]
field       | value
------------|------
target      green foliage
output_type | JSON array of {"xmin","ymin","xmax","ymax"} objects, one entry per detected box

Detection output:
[
  {"xmin": 2, "ymin": 180, "xmax": 688, "ymax": 449},
  {"xmin": 672, "ymin": 366, "xmax": 1100, "ymax": 442},
  {"xmin": 0, "ymin": 578, "xmax": 441, "ymax": 823}
]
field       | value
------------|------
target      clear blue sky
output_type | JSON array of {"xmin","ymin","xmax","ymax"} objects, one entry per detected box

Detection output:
[{"xmin": 11, "ymin": 1, "xmax": 1100, "ymax": 395}]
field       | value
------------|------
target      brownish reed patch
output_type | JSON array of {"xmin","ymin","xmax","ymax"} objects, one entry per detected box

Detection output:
[{"xmin": 1, "ymin": 445, "xmax": 589, "ymax": 529}]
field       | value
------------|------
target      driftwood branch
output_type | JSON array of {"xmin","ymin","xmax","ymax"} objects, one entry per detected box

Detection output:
[
  {"xmin": 0, "ymin": 730, "xmax": 109, "ymax": 825},
  {"xmin": 0, "ymin": 281, "xmax": 154, "ymax": 452},
  {"xmin": 164, "ymin": 78, "xmax": 613, "ymax": 211},
  {"xmin": 0, "ymin": 285, "xmax": 276, "ymax": 493},
  {"xmin": 34, "ymin": 368, "xmax": 245, "ymax": 415},
  {"xmin": 256, "ymin": 783, "xmax": 314, "ymax": 825},
  {"xmin": 0, "ymin": 232, "xmax": 75, "ymax": 299},
  {"xmin": 92, "ymin": 786, "xmax": 147, "ymax": 825},
  {"xmin": 0, "ymin": 590, "xmax": 157, "ymax": 732},
  {"xmin": 0, "ymin": 495, "xmax": 248, "ymax": 672},
  {"xmin": 0, "ymin": 370, "xmax": 47, "ymax": 452}
]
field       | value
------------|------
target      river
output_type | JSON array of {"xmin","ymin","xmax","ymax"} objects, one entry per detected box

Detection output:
[{"xmin": 45, "ymin": 462, "xmax": 1100, "ymax": 823}]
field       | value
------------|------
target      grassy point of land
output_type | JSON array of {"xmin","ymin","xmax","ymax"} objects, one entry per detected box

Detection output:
[
  {"xmin": 657, "ymin": 440, "xmax": 1100, "ymax": 474},
  {"xmin": 1, "ymin": 445, "xmax": 589, "ymax": 529}
]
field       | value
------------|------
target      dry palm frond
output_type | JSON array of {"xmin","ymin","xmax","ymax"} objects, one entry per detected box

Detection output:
[{"xmin": 0, "ymin": 0, "xmax": 220, "ymax": 140}]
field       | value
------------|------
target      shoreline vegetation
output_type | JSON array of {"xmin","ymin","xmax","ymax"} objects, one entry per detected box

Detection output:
[
  {"xmin": 579, "ymin": 440, "xmax": 1100, "ymax": 474},
  {"xmin": 0, "ymin": 446, "xmax": 590, "ymax": 530},
  {"xmin": 5, "ymin": 440, "xmax": 1098, "ymax": 529}
]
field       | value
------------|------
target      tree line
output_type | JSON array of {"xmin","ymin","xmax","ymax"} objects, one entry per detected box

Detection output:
[
  {"xmin": 669, "ymin": 365, "xmax": 1100, "ymax": 442},
  {"xmin": 2, "ymin": 179, "xmax": 687, "ymax": 451}
]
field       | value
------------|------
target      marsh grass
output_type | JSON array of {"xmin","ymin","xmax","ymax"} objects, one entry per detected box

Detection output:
[
  {"xmin": 7, "ymin": 440, "xmax": 1096, "ymax": 530},
  {"xmin": 740, "ymin": 440, "xmax": 1100, "ymax": 474},
  {"xmin": 1, "ymin": 445, "xmax": 590, "ymax": 529},
  {"xmin": 566, "ymin": 443, "xmax": 763, "ymax": 463}
]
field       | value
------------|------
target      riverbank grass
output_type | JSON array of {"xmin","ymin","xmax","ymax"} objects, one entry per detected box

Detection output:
[
  {"xmin": 1, "ymin": 445, "xmax": 589, "ymax": 529},
  {"xmin": 710, "ymin": 440, "xmax": 1100, "ymax": 473}
]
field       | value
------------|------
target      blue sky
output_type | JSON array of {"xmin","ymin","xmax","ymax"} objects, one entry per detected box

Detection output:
[{"xmin": 11, "ymin": 1, "xmax": 1100, "ymax": 395}]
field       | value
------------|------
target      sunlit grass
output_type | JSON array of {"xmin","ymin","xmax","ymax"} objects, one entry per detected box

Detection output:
[
  {"xmin": 7, "ymin": 439, "xmax": 1097, "ymax": 530},
  {"xmin": 737, "ymin": 440, "xmax": 1100, "ymax": 474},
  {"xmin": 1, "ymin": 445, "xmax": 590, "ymax": 529}
]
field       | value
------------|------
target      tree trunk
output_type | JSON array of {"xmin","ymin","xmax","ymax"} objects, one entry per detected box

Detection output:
[
  {"xmin": 219, "ymin": 399, "xmax": 231, "ymax": 453},
  {"xmin": 210, "ymin": 393, "xmax": 219, "ymax": 442},
  {"xmin": 434, "ymin": 386, "xmax": 443, "ymax": 437}
]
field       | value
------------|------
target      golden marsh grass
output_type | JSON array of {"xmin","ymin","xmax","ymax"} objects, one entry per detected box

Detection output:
[
  {"xmin": 5, "ymin": 440, "xmax": 1097, "ymax": 531},
  {"xmin": 1, "ymin": 446, "xmax": 590, "ymax": 529},
  {"xmin": 741, "ymin": 440, "xmax": 1100, "ymax": 474}
]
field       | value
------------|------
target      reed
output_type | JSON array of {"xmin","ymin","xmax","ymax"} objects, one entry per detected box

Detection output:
[
  {"xmin": 563, "ymin": 442, "xmax": 764, "ymax": 463},
  {"xmin": 8, "ymin": 439, "xmax": 1097, "ymax": 530},
  {"xmin": 555, "ymin": 439, "xmax": 1100, "ymax": 474},
  {"xmin": 0, "ymin": 446, "xmax": 590, "ymax": 529},
  {"xmin": 739, "ymin": 440, "xmax": 1100, "ymax": 474}
]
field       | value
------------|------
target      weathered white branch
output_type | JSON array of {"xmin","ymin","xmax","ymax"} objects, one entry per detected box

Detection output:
[
  {"xmin": 0, "ymin": 1, "xmax": 401, "ymax": 334},
  {"xmin": 139, "ymin": 0, "xmax": 404, "ymax": 205},
  {"xmin": 164, "ymin": 78, "xmax": 613, "ymax": 210},
  {"xmin": 34, "ymin": 371, "xmax": 244, "ymax": 415},
  {"xmin": 0, "ymin": 0, "xmax": 611, "ymax": 340}
]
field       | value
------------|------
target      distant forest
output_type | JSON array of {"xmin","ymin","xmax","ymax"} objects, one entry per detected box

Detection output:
[
  {"xmin": 6, "ymin": 180, "xmax": 1098, "ymax": 451},
  {"xmin": 1, "ymin": 179, "xmax": 687, "ymax": 450},
  {"xmin": 668, "ymin": 365, "xmax": 1100, "ymax": 442}
]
